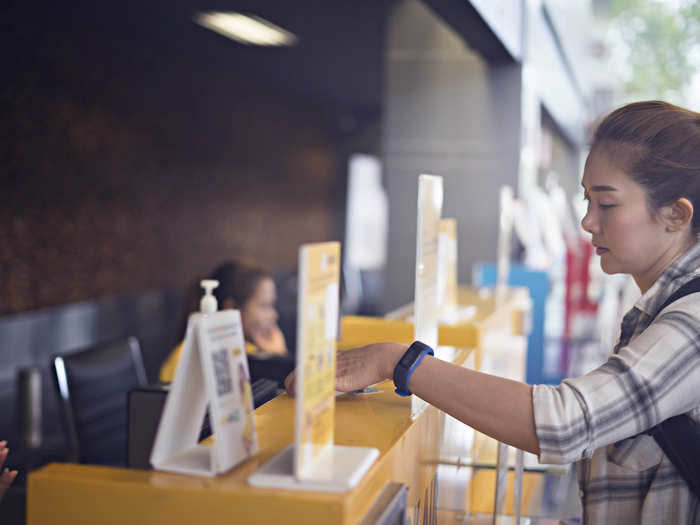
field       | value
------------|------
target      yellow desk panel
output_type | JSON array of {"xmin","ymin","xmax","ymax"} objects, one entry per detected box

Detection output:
[
  {"xmin": 29, "ymin": 349, "xmax": 476, "ymax": 525},
  {"xmin": 339, "ymin": 287, "xmax": 529, "ymax": 352},
  {"xmin": 339, "ymin": 316, "xmax": 415, "ymax": 347}
]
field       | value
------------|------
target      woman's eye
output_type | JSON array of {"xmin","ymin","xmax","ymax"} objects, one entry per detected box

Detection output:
[{"xmin": 599, "ymin": 203, "xmax": 615, "ymax": 209}]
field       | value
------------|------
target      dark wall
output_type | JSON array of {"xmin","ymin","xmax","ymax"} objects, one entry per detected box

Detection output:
[
  {"xmin": 0, "ymin": 1, "xmax": 391, "ymax": 474},
  {"xmin": 382, "ymin": 0, "xmax": 522, "ymax": 312},
  {"xmin": 1, "ymin": 4, "xmax": 343, "ymax": 316}
]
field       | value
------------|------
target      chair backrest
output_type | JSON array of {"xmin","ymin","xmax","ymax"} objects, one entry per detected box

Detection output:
[{"xmin": 53, "ymin": 336, "xmax": 147, "ymax": 465}]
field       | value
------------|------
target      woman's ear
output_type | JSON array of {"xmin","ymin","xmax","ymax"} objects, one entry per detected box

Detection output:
[
  {"xmin": 662, "ymin": 197, "xmax": 694, "ymax": 232},
  {"xmin": 222, "ymin": 298, "xmax": 237, "ymax": 310}
]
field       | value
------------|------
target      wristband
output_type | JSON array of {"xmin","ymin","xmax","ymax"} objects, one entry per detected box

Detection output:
[{"xmin": 393, "ymin": 341, "xmax": 434, "ymax": 397}]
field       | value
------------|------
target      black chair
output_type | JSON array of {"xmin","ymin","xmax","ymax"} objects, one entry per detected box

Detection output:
[
  {"xmin": 247, "ymin": 354, "xmax": 295, "ymax": 388},
  {"xmin": 53, "ymin": 336, "xmax": 147, "ymax": 465}
]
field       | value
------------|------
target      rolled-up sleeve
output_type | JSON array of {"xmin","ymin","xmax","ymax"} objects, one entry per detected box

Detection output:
[
  {"xmin": 533, "ymin": 381, "xmax": 595, "ymax": 464},
  {"xmin": 532, "ymin": 300, "xmax": 700, "ymax": 465}
]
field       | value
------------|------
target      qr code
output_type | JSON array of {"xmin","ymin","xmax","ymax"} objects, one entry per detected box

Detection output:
[{"xmin": 212, "ymin": 348, "xmax": 233, "ymax": 397}]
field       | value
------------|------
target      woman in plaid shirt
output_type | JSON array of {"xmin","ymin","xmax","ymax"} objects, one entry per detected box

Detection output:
[{"xmin": 286, "ymin": 101, "xmax": 700, "ymax": 523}]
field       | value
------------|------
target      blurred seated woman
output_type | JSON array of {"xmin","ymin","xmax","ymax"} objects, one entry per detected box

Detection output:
[{"xmin": 160, "ymin": 258, "xmax": 287, "ymax": 382}]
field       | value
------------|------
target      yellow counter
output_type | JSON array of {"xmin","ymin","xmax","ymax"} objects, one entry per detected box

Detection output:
[
  {"xmin": 28, "ymin": 287, "xmax": 532, "ymax": 524},
  {"xmin": 29, "ymin": 347, "xmax": 475, "ymax": 525}
]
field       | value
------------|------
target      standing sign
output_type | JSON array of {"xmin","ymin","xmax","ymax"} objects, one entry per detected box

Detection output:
[
  {"xmin": 150, "ymin": 310, "xmax": 257, "ymax": 476},
  {"xmin": 249, "ymin": 242, "xmax": 378, "ymax": 492},
  {"xmin": 414, "ymin": 174, "xmax": 443, "ymax": 349},
  {"xmin": 414, "ymin": 175, "xmax": 443, "ymax": 414},
  {"xmin": 294, "ymin": 242, "xmax": 340, "ymax": 476}
]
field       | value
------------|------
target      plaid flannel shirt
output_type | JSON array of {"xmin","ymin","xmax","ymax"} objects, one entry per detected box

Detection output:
[{"xmin": 533, "ymin": 242, "xmax": 700, "ymax": 524}]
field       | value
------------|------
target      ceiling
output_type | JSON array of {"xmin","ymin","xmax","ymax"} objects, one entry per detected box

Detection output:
[{"xmin": 8, "ymin": 0, "xmax": 396, "ymax": 113}]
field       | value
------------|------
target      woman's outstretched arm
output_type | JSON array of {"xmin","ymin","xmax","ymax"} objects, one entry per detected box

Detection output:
[{"xmin": 286, "ymin": 342, "xmax": 540, "ymax": 455}]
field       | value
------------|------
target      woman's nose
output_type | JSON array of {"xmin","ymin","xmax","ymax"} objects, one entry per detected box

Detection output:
[{"xmin": 581, "ymin": 210, "xmax": 597, "ymax": 234}]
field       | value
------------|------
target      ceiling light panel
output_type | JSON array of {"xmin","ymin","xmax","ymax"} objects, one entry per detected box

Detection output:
[{"xmin": 194, "ymin": 12, "xmax": 298, "ymax": 47}]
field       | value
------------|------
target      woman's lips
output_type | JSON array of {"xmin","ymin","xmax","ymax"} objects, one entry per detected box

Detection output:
[{"xmin": 595, "ymin": 247, "xmax": 609, "ymax": 255}]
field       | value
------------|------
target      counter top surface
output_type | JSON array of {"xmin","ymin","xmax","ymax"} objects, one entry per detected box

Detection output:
[
  {"xmin": 30, "ymin": 348, "xmax": 474, "ymax": 525},
  {"xmin": 29, "ymin": 287, "xmax": 530, "ymax": 524}
]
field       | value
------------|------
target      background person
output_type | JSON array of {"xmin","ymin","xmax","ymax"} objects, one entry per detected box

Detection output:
[{"xmin": 161, "ymin": 258, "xmax": 287, "ymax": 382}]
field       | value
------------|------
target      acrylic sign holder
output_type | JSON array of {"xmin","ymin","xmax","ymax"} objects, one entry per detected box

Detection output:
[
  {"xmin": 150, "ymin": 310, "xmax": 257, "ymax": 476},
  {"xmin": 248, "ymin": 242, "xmax": 378, "ymax": 492}
]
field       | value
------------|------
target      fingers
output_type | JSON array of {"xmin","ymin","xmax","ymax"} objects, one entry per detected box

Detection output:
[
  {"xmin": 1, "ymin": 467, "xmax": 17, "ymax": 486},
  {"xmin": 0, "ymin": 442, "xmax": 17, "ymax": 503},
  {"xmin": 0, "ymin": 443, "xmax": 7, "ymax": 470},
  {"xmin": 250, "ymin": 325, "xmax": 267, "ymax": 339},
  {"xmin": 0, "ymin": 468, "xmax": 18, "ymax": 504}
]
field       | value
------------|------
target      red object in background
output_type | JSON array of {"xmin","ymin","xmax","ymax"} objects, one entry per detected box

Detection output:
[{"xmin": 562, "ymin": 238, "xmax": 598, "ymax": 374}]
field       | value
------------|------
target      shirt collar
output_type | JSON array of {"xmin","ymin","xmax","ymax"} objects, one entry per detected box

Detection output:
[{"xmin": 634, "ymin": 241, "xmax": 700, "ymax": 316}]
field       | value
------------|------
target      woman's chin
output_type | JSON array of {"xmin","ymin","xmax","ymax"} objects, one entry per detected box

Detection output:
[{"xmin": 600, "ymin": 258, "xmax": 624, "ymax": 275}]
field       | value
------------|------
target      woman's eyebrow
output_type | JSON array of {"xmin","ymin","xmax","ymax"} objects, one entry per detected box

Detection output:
[{"xmin": 581, "ymin": 183, "xmax": 618, "ymax": 192}]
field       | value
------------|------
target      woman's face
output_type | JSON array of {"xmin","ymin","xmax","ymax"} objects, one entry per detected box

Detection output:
[
  {"xmin": 580, "ymin": 149, "xmax": 685, "ymax": 292},
  {"xmin": 240, "ymin": 277, "xmax": 279, "ymax": 337}
]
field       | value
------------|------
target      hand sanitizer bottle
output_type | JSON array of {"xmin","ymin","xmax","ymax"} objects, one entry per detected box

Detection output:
[{"xmin": 200, "ymin": 280, "xmax": 219, "ymax": 313}]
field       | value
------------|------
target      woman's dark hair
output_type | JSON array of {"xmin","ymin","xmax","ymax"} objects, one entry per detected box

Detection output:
[
  {"xmin": 591, "ymin": 100, "xmax": 700, "ymax": 236},
  {"xmin": 210, "ymin": 258, "xmax": 272, "ymax": 310},
  {"xmin": 176, "ymin": 258, "xmax": 272, "ymax": 340}
]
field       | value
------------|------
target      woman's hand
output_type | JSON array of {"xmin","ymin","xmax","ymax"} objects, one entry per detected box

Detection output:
[
  {"xmin": 284, "ymin": 342, "xmax": 406, "ymax": 396},
  {"xmin": 0, "ymin": 441, "xmax": 18, "ymax": 504}
]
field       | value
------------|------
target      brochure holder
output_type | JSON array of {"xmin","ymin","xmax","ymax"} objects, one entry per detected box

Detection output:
[
  {"xmin": 150, "ymin": 310, "xmax": 258, "ymax": 476},
  {"xmin": 249, "ymin": 242, "xmax": 379, "ymax": 492}
]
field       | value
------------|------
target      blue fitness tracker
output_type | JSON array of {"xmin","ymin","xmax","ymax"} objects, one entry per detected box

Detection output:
[{"xmin": 393, "ymin": 341, "xmax": 434, "ymax": 396}]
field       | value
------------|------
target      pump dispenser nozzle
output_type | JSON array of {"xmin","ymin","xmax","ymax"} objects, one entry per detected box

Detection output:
[{"xmin": 200, "ymin": 279, "xmax": 219, "ymax": 313}]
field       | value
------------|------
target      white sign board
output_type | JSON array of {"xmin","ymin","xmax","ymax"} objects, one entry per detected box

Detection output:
[
  {"xmin": 249, "ymin": 242, "xmax": 378, "ymax": 492},
  {"xmin": 413, "ymin": 174, "xmax": 443, "ymax": 414},
  {"xmin": 150, "ymin": 310, "xmax": 257, "ymax": 476},
  {"xmin": 415, "ymin": 174, "xmax": 443, "ymax": 349}
]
